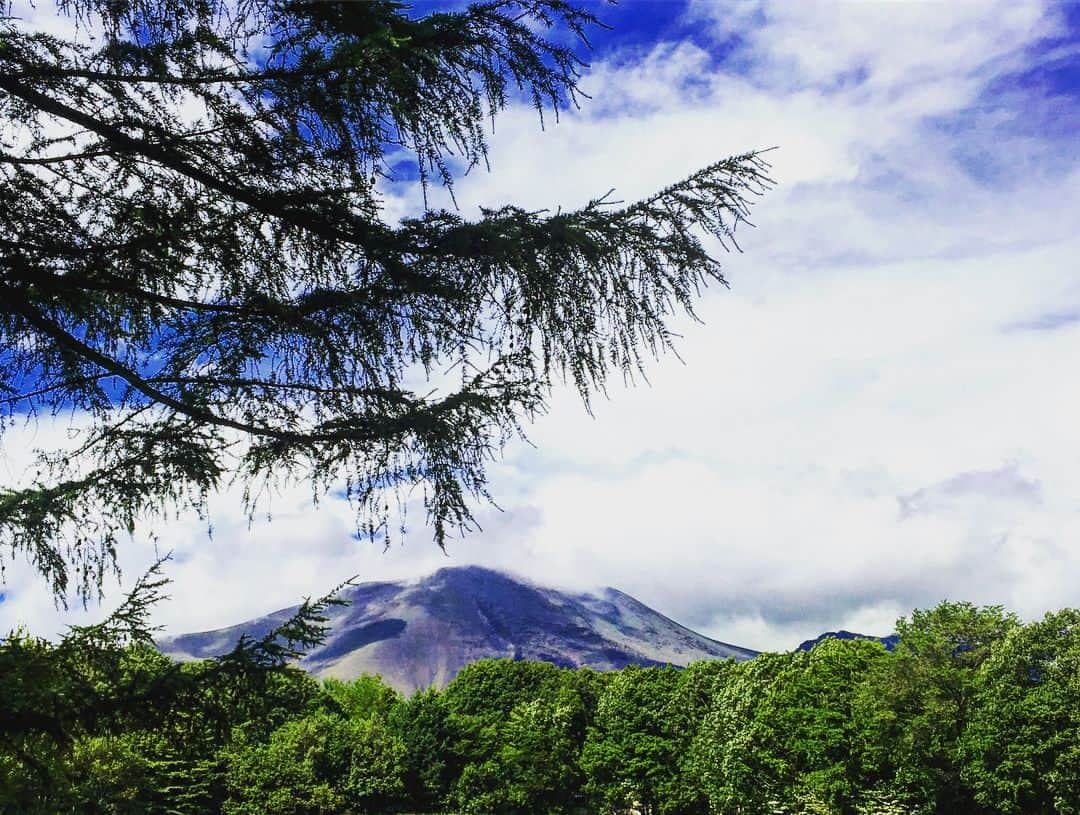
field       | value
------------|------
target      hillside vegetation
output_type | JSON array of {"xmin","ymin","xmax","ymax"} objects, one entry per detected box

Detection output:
[{"xmin": 3, "ymin": 600, "xmax": 1078, "ymax": 814}]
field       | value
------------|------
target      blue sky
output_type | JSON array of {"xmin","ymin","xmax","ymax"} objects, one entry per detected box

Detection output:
[{"xmin": 3, "ymin": 0, "xmax": 1080, "ymax": 651}]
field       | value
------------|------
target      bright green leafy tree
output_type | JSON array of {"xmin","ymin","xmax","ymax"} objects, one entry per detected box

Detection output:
[
  {"xmin": 222, "ymin": 709, "xmax": 406, "ymax": 815},
  {"xmin": 442, "ymin": 659, "xmax": 594, "ymax": 813},
  {"xmin": 853, "ymin": 602, "xmax": 1019, "ymax": 813},
  {"xmin": 690, "ymin": 651, "xmax": 797, "ymax": 814},
  {"xmin": 580, "ymin": 664, "xmax": 683, "ymax": 815},
  {"xmin": 961, "ymin": 608, "xmax": 1080, "ymax": 815},
  {"xmin": 757, "ymin": 638, "xmax": 889, "ymax": 813},
  {"xmin": 660, "ymin": 658, "xmax": 739, "ymax": 815},
  {"xmin": 389, "ymin": 686, "xmax": 455, "ymax": 812},
  {"xmin": 323, "ymin": 674, "xmax": 401, "ymax": 722}
]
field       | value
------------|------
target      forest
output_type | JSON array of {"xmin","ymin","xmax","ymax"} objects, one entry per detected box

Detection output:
[{"xmin": 2, "ymin": 596, "xmax": 1078, "ymax": 815}]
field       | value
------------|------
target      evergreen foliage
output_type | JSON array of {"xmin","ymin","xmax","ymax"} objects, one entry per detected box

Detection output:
[
  {"xmin": 0, "ymin": 0, "xmax": 772, "ymax": 605},
  {"xmin": 0, "ymin": 556, "xmax": 348, "ymax": 813}
]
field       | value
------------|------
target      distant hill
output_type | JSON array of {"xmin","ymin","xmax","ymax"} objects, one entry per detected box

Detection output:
[
  {"xmin": 157, "ymin": 565, "xmax": 758, "ymax": 692},
  {"xmin": 796, "ymin": 629, "xmax": 899, "ymax": 652}
]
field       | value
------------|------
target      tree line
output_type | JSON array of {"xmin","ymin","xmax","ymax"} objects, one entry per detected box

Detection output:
[{"xmin": 3, "ymin": 597, "xmax": 1078, "ymax": 815}]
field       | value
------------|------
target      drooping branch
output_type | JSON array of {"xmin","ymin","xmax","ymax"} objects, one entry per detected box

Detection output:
[{"xmin": 0, "ymin": 0, "xmax": 772, "ymax": 605}]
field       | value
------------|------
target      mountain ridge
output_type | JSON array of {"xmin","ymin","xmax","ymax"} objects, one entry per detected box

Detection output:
[
  {"xmin": 796, "ymin": 629, "xmax": 899, "ymax": 652},
  {"xmin": 158, "ymin": 565, "xmax": 758, "ymax": 692}
]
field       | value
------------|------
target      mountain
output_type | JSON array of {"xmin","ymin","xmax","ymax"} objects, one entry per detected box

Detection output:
[
  {"xmin": 796, "ymin": 630, "xmax": 899, "ymax": 652},
  {"xmin": 157, "ymin": 565, "xmax": 758, "ymax": 692}
]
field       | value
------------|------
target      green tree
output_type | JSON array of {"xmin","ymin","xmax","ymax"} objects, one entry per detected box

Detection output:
[
  {"xmin": 0, "ymin": 0, "xmax": 772, "ymax": 606},
  {"xmin": 496, "ymin": 687, "xmax": 588, "ymax": 814},
  {"xmin": 68, "ymin": 733, "xmax": 161, "ymax": 815},
  {"xmin": 854, "ymin": 602, "xmax": 1019, "ymax": 814},
  {"xmin": 442, "ymin": 659, "xmax": 593, "ymax": 813},
  {"xmin": 223, "ymin": 710, "xmax": 406, "ymax": 815},
  {"xmin": 0, "ymin": 560, "xmax": 344, "ymax": 814},
  {"xmin": 662, "ymin": 659, "xmax": 739, "ymax": 814},
  {"xmin": 763, "ymin": 638, "xmax": 889, "ymax": 813},
  {"xmin": 64, "ymin": 730, "xmax": 224, "ymax": 815},
  {"xmin": 689, "ymin": 651, "xmax": 796, "ymax": 814},
  {"xmin": 0, "ymin": 631, "xmax": 73, "ymax": 813},
  {"xmin": 686, "ymin": 644, "xmax": 886, "ymax": 815},
  {"xmin": 389, "ymin": 686, "xmax": 455, "ymax": 812},
  {"xmin": 441, "ymin": 658, "xmax": 575, "ymax": 718},
  {"xmin": 580, "ymin": 664, "xmax": 682, "ymax": 815},
  {"xmin": 961, "ymin": 609, "xmax": 1080, "ymax": 815},
  {"xmin": 323, "ymin": 674, "xmax": 400, "ymax": 722},
  {"xmin": 0, "ymin": 564, "xmax": 177, "ymax": 814},
  {"xmin": 451, "ymin": 688, "xmax": 587, "ymax": 815}
]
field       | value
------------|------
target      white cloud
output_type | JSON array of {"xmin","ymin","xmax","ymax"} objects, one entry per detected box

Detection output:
[
  {"xmin": 688, "ymin": 0, "xmax": 1051, "ymax": 94},
  {"xmin": 3, "ymin": 0, "xmax": 1079, "ymax": 653}
]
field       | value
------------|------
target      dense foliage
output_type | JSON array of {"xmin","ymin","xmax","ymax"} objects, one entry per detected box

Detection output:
[
  {"xmin": 0, "ymin": 0, "xmax": 772, "ymax": 605},
  {"xmin": 3, "ymin": 599, "xmax": 1079, "ymax": 814}
]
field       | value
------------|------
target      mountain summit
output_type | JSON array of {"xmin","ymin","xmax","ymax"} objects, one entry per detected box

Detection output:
[{"xmin": 158, "ymin": 565, "xmax": 757, "ymax": 692}]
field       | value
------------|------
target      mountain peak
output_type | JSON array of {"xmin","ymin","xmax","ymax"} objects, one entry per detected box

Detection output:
[
  {"xmin": 159, "ymin": 566, "xmax": 757, "ymax": 692},
  {"xmin": 422, "ymin": 563, "xmax": 534, "ymax": 587}
]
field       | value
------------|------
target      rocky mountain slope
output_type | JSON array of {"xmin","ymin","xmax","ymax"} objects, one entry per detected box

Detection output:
[{"xmin": 158, "ymin": 565, "xmax": 758, "ymax": 692}]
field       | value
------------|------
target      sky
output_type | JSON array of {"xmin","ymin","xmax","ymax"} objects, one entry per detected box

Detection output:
[{"xmin": 2, "ymin": 0, "xmax": 1080, "ymax": 652}]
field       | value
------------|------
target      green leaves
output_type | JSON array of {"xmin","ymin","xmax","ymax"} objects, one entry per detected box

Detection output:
[
  {"xmin": 440, "ymin": 659, "xmax": 598, "ymax": 814},
  {"xmin": 581, "ymin": 665, "xmax": 682, "ymax": 815},
  {"xmin": 961, "ymin": 609, "xmax": 1080, "ymax": 814},
  {"xmin": 852, "ymin": 602, "xmax": 1020, "ymax": 813},
  {"xmin": 5, "ymin": 598, "xmax": 1080, "ymax": 814},
  {"xmin": 222, "ymin": 710, "xmax": 406, "ymax": 815}
]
